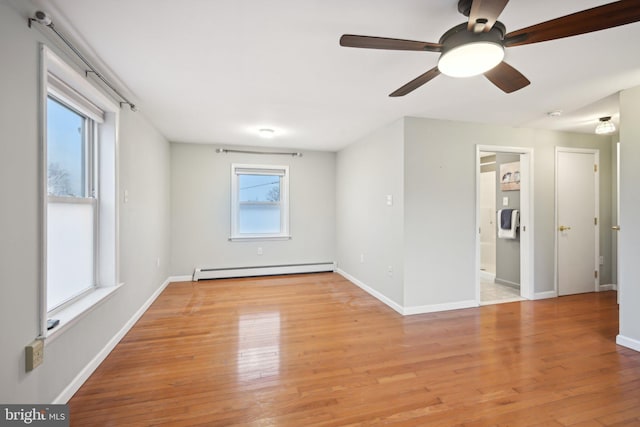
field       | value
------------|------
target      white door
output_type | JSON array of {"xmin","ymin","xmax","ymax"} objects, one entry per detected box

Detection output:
[
  {"xmin": 556, "ymin": 149, "xmax": 599, "ymax": 296},
  {"xmin": 480, "ymin": 170, "xmax": 496, "ymax": 275}
]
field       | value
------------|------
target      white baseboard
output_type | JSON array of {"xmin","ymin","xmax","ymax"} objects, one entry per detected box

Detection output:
[
  {"xmin": 336, "ymin": 269, "xmax": 404, "ymax": 315},
  {"xmin": 170, "ymin": 275, "xmax": 194, "ymax": 282},
  {"xmin": 616, "ymin": 334, "xmax": 640, "ymax": 352},
  {"xmin": 403, "ymin": 300, "xmax": 478, "ymax": 316},
  {"xmin": 53, "ymin": 276, "xmax": 173, "ymax": 404},
  {"xmin": 495, "ymin": 278, "xmax": 520, "ymax": 288},
  {"xmin": 533, "ymin": 291, "xmax": 557, "ymax": 300},
  {"xmin": 337, "ymin": 269, "xmax": 478, "ymax": 316},
  {"xmin": 599, "ymin": 284, "xmax": 617, "ymax": 291}
]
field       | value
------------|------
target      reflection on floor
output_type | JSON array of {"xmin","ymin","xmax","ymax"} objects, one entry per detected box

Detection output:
[{"xmin": 481, "ymin": 280, "xmax": 525, "ymax": 305}]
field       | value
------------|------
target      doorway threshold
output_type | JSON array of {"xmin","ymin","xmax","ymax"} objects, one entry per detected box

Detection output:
[{"xmin": 480, "ymin": 296, "xmax": 526, "ymax": 306}]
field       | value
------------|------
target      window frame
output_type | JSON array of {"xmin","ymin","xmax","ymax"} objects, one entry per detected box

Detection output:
[
  {"xmin": 230, "ymin": 164, "xmax": 290, "ymax": 241},
  {"xmin": 40, "ymin": 45, "xmax": 121, "ymax": 341}
]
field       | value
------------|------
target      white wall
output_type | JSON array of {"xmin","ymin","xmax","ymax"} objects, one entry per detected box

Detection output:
[
  {"xmin": 336, "ymin": 119, "xmax": 405, "ymax": 307},
  {"xmin": 170, "ymin": 143, "xmax": 336, "ymax": 275},
  {"xmin": 336, "ymin": 117, "xmax": 613, "ymax": 312},
  {"xmin": 618, "ymin": 85, "xmax": 640, "ymax": 349},
  {"xmin": 0, "ymin": 0, "xmax": 171, "ymax": 403},
  {"xmin": 403, "ymin": 117, "xmax": 613, "ymax": 308}
]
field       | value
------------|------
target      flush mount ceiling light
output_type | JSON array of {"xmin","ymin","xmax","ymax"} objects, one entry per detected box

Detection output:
[
  {"xmin": 258, "ymin": 128, "xmax": 275, "ymax": 139},
  {"xmin": 437, "ymin": 23, "xmax": 505, "ymax": 78},
  {"xmin": 595, "ymin": 116, "xmax": 616, "ymax": 135}
]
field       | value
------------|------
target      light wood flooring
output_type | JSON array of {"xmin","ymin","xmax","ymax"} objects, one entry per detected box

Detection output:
[{"xmin": 69, "ymin": 273, "xmax": 640, "ymax": 426}]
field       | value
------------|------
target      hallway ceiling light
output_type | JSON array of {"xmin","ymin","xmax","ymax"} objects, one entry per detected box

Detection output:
[{"xmin": 595, "ymin": 116, "xmax": 615, "ymax": 135}]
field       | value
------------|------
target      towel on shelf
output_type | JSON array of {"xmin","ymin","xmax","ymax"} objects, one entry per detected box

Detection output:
[{"xmin": 497, "ymin": 209, "xmax": 519, "ymax": 239}]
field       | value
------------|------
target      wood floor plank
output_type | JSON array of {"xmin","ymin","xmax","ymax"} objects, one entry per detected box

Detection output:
[{"xmin": 68, "ymin": 273, "xmax": 640, "ymax": 426}]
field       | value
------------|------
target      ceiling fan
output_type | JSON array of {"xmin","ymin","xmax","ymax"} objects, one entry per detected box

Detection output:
[{"xmin": 340, "ymin": 0, "xmax": 640, "ymax": 96}]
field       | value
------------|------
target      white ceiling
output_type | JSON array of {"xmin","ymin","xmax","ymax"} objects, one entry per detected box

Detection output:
[{"xmin": 31, "ymin": 0, "xmax": 640, "ymax": 151}]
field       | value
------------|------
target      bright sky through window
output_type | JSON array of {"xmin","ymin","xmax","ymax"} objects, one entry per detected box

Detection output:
[{"xmin": 47, "ymin": 97, "xmax": 86, "ymax": 197}]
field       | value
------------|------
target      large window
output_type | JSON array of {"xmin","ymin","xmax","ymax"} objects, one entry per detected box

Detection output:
[
  {"xmin": 46, "ymin": 95, "xmax": 99, "ymax": 312},
  {"xmin": 231, "ymin": 164, "xmax": 290, "ymax": 240},
  {"xmin": 41, "ymin": 46, "xmax": 119, "ymax": 334}
]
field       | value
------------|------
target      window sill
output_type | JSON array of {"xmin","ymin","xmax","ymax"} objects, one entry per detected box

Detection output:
[
  {"xmin": 44, "ymin": 283, "xmax": 124, "ymax": 345},
  {"xmin": 228, "ymin": 235, "xmax": 292, "ymax": 242}
]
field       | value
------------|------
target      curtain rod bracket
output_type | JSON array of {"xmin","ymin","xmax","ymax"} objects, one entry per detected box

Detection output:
[
  {"xmin": 29, "ymin": 10, "xmax": 138, "ymax": 113},
  {"xmin": 119, "ymin": 102, "xmax": 138, "ymax": 112}
]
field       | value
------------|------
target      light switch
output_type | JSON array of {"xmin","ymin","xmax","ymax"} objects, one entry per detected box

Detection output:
[{"xmin": 502, "ymin": 196, "xmax": 509, "ymax": 206}]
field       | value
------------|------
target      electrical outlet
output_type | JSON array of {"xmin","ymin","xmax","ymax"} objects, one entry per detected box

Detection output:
[
  {"xmin": 600, "ymin": 256, "xmax": 604, "ymax": 265},
  {"xmin": 25, "ymin": 339, "xmax": 44, "ymax": 372},
  {"xmin": 156, "ymin": 257, "xmax": 160, "ymax": 268},
  {"xmin": 387, "ymin": 266, "xmax": 393, "ymax": 277},
  {"xmin": 360, "ymin": 253, "xmax": 365, "ymax": 263},
  {"xmin": 257, "ymin": 247, "xmax": 263, "ymax": 256}
]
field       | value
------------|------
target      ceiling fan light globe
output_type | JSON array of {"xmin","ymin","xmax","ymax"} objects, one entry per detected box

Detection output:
[{"xmin": 438, "ymin": 42, "xmax": 504, "ymax": 78}]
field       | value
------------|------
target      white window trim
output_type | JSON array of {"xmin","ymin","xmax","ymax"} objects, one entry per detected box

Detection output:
[
  {"xmin": 230, "ymin": 163, "xmax": 290, "ymax": 241},
  {"xmin": 40, "ymin": 45, "xmax": 121, "ymax": 341}
]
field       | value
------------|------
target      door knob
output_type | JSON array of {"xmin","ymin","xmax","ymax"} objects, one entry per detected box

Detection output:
[
  {"xmin": 612, "ymin": 225, "xmax": 621, "ymax": 231},
  {"xmin": 559, "ymin": 225, "xmax": 571, "ymax": 231}
]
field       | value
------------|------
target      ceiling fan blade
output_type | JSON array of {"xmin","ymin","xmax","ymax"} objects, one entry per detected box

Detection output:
[
  {"xmin": 340, "ymin": 35, "xmax": 442, "ymax": 52},
  {"xmin": 389, "ymin": 67, "xmax": 441, "ymax": 97},
  {"xmin": 484, "ymin": 62, "xmax": 530, "ymax": 93},
  {"xmin": 504, "ymin": 0, "xmax": 640, "ymax": 47},
  {"xmin": 468, "ymin": 0, "xmax": 509, "ymax": 33}
]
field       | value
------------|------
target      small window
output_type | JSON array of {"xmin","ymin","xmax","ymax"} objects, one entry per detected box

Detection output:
[{"xmin": 231, "ymin": 164, "xmax": 290, "ymax": 240}]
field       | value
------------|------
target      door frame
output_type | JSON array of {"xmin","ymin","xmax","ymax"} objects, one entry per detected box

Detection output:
[
  {"xmin": 554, "ymin": 147, "xmax": 600, "ymax": 295},
  {"xmin": 616, "ymin": 142, "xmax": 620, "ymax": 303},
  {"xmin": 475, "ymin": 145, "xmax": 534, "ymax": 303}
]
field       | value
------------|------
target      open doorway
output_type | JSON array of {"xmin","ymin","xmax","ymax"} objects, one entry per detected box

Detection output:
[{"xmin": 476, "ymin": 146, "xmax": 534, "ymax": 305}]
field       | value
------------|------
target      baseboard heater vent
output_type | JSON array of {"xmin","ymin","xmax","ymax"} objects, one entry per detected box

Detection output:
[{"xmin": 193, "ymin": 262, "xmax": 336, "ymax": 281}]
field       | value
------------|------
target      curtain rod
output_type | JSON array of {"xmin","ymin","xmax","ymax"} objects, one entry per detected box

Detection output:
[
  {"xmin": 216, "ymin": 148, "xmax": 303, "ymax": 157},
  {"xmin": 29, "ymin": 11, "xmax": 137, "ymax": 112}
]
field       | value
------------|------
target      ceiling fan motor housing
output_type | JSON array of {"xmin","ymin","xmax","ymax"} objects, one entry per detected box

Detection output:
[{"xmin": 439, "ymin": 22, "xmax": 505, "ymax": 50}]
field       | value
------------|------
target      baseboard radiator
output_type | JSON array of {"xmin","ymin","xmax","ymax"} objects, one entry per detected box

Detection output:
[{"xmin": 192, "ymin": 262, "xmax": 336, "ymax": 281}]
